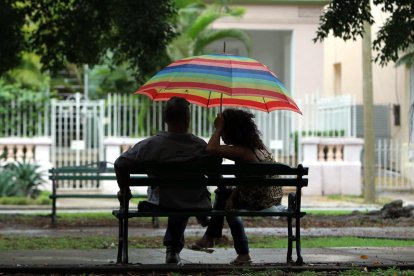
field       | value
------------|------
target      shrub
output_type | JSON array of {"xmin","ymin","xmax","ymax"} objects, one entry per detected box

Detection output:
[
  {"xmin": 1, "ymin": 161, "xmax": 46, "ymax": 198},
  {"xmin": 0, "ymin": 169, "xmax": 18, "ymax": 196}
]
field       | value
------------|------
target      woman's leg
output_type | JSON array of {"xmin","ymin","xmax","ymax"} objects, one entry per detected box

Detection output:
[
  {"xmin": 226, "ymin": 215, "xmax": 249, "ymax": 255},
  {"xmin": 192, "ymin": 187, "xmax": 232, "ymax": 248}
]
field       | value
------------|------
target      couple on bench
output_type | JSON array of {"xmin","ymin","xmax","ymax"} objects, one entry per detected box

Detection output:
[{"xmin": 114, "ymin": 97, "xmax": 282, "ymax": 265}]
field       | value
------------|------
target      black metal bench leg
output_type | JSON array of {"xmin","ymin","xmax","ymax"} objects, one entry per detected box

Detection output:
[
  {"xmin": 122, "ymin": 217, "xmax": 129, "ymax": 264},
  {"xmin": 51, "ymin": 177, "xmax": 57, "ymax": 227},
  {"xmin": 295, "ymin": 216, "xmax": 303, "ymax": 265},
  {"xmin": 287, "ymin": 216, "xmax": 294, "ymax": 263},
  {"xmin": 294, "ymin": 183, "xmax": 304, "ymax": 265},
  {"xmin": 122, "ymin": 196, "xmax": 129, "ymax": 264},
  {"xmin": 116, "ymin": 215, "xmax": 123, "ymax": 264},
  {"xmin": 152, "ymin": 217, "xmax": 159, "ymax": 228},
  {"xmin": 51, "ymin": 197, "xmax": 57, "ymax": 227}
]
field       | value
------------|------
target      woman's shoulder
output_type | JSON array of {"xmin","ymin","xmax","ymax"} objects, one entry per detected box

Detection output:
[{"xmin": 256, "ymin": 148, "xmax": 274, "ymax": 162}]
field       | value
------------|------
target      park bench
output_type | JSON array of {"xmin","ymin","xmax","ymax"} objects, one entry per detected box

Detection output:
[
  {"xmin": 112, "ymin": 162, "xmax": 308, "ymax": 265},
  {"xmin": 48, "ymin": 162, "xmax": 147, "ymax": 226}
]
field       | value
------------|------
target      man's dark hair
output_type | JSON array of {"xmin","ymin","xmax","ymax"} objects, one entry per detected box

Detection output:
[{"xmin": 164, "ymin": 97, "xmax": 190, "ymax": 125}]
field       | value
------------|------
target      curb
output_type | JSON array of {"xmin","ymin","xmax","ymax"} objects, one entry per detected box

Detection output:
[{"xmin": 0, "ymin": 263, "xmax": 413, "ymax": 274}]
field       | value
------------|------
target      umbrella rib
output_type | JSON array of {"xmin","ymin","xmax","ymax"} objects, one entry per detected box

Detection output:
[{"xmin": 263, "ymin": 97, "xmax": 269, "ymax": 113}]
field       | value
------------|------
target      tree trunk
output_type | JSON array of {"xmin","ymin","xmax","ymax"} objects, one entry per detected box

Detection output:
[{"xmin": 362, "ymin": 20, "xmax": 376, "ymax": 203}]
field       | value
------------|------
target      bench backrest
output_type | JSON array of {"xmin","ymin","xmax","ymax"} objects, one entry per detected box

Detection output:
[
  {"xmin": 49, "ymin": 162, "xmax": 308, "ymax": 188},
  {"xmin": 128, "ymin": 163, "xmax": 308, "ymax": 188}
]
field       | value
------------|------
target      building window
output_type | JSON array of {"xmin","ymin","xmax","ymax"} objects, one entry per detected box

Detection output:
[{"xmin": 334, "ymin": 63, "xmax": 342, "ymax": 96}]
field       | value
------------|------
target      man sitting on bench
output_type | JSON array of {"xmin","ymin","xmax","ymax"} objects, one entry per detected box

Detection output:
[{"xmin": 114, "ymin": 97, "xmax": 220, "ymax": 264}]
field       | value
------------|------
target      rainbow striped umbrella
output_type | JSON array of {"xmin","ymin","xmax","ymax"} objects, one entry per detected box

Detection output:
[{"xmin": 135, "ymin": 54, "xmax": 301, "ymax": 114}]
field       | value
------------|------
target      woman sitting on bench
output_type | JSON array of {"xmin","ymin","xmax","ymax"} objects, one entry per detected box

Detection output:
[{"xmin": 190, "ymin": 109, "xmax": 283, "ymax": 265}]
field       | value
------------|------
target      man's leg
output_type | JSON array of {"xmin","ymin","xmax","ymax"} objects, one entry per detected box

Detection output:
[
  {"xmin": 204, "ymin": 187, "xmax": 230, "ymax": 238},
  {"xmin": 163, "ymin": 215, "xmax": 189, "ymax": 263}
]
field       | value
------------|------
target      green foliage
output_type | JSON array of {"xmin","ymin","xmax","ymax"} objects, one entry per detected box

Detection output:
[
  {"xmin": 372, "ymin": 1, "xmax": 414, "ymax": 65},
  {"xmin": 0, "ymin": 170, "xmax": 18, "ymax": 197},
  {"xmin": 0, "ymin": 0, "xmax": 26, "ymax": 75},
  {"xmin": 314, "ymin": 1, "xmax": 373, "ymax": 42},
  {"xmin": 1, "ymin": 52, "xmax": 49, "ymax": 91},
  {"xmin": 314, "ymin": 0, "xmax": 414, "ymax": 66},
  {"xmin": 1, "ymin": 0, "xmax": 177, "ymax": 83},
  {"xmin": 88, "ymin": 63, "xmax": 138, "ymax": 98},
  {"xmin": 0, "ymin": 162, "xmax": 46, "ymax": 198},
  {"xmin": 167, "ymin": 0, "xmax": 250, "ymax": 61},
  {"xmin": 375, "ymin": 267, "xmax": 414, "ymax": 276}
]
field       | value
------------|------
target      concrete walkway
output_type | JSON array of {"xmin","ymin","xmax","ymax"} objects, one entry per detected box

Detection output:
[{"xmin": 0, "ymin": 247, "xmax": 413, "ymax": 273}]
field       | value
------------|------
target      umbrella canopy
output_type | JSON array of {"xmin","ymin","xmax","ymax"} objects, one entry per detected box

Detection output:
[
  {"xmin": 135, "ymin": 53, "xmax": 301, "ymax": 114},
  {"xmin": 141, "ymin": 89, "xmax": 300, "ymax": 113}
]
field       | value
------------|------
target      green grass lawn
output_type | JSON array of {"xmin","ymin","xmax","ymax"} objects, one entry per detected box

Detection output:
[
  {"xmin": 1, "ymin": 235, "xmax": 413, "ymax": 250},
  {"xmin": 0, "ymin": 191, "xmax": 51, "ymax": 205}
]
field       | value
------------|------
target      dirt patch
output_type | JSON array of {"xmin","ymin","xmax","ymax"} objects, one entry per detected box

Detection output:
[
  {"xmin": 1, "ymin": 200, "xmax": 413, "ymax": 229},
  {"xmin": 1, "ymin": 213, "xmax": 414, "ymax": 230}
]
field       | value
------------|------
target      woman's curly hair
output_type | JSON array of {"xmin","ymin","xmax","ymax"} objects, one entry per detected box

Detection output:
[{"xmin": 221, "ymin": 108, "xmax": 266, "ymax": 150}]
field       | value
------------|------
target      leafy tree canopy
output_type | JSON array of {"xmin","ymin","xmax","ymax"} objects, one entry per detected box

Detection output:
[
  {"xmin": 314, "ymin": 0, "xmax": 414, "ymax": 66},
  {"xmin": 0, "ymin": 0, "xmax": 26, "ymax": 76},
  {"xmin": 0, "ymin": 0, "xmax": 177, "ymax": 83}
]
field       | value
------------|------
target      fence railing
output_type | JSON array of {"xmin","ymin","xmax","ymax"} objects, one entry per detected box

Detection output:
[
  {"xmin": 1, "ymin": 91, "xmax": 357, "ymax": 169},
  {"xmin": 4, "ymin": 90, "xmax": 414, "ymax": 192},
  {"xmin": 296, "ymin": 94, "xmax": 356, "ymax": 138},
  {"xmin": 0, "ymin": 94, "xmax": 51, "ymax": 138},
  {"xmin": 376, "ymin": 139, "xmax": 414, "ymax": 191}
]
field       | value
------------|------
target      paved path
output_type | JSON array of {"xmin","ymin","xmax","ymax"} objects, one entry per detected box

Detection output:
[{"xmin": 0, "ymin": 247, "xmax": 413, "ymax": 271}]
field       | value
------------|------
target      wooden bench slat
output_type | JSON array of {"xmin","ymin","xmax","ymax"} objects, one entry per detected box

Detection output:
[
  {"xmin": 49, "ymin": 194, "xmax": 147, "ymax": 199},
  {"xmin": 125, "ymin": 163, "xmax": 308, "ymax": 175},
  {"xmin": 112, "ymin": 210, "xmax": 306, "ymax": 218},
  {"xmin": 128, "ymin": 177, "xmax": 308, "ymax": 187}
]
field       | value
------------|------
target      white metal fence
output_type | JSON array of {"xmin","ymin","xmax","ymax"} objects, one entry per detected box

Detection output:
[
  {"xmin": 103, "ymin": 93, "xmax": 356, "ymax": 166},
  {"xmin": 297, "ymin": 94, "xmax": 356, "ymax": 137},
  {"xmin": 0, "ymin": 92, "xmax": 357, "ymax": 168},
  {"xmin": 376, "ymin": 139, "xmax": 414, "ymax": 191},
  {"xmin": 6, "ymin": 92, "xmax": 414, "ymax": 191},
  {"xmin": 0, "ymin": 94, "xmax": 50, "ymax": 137}
]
